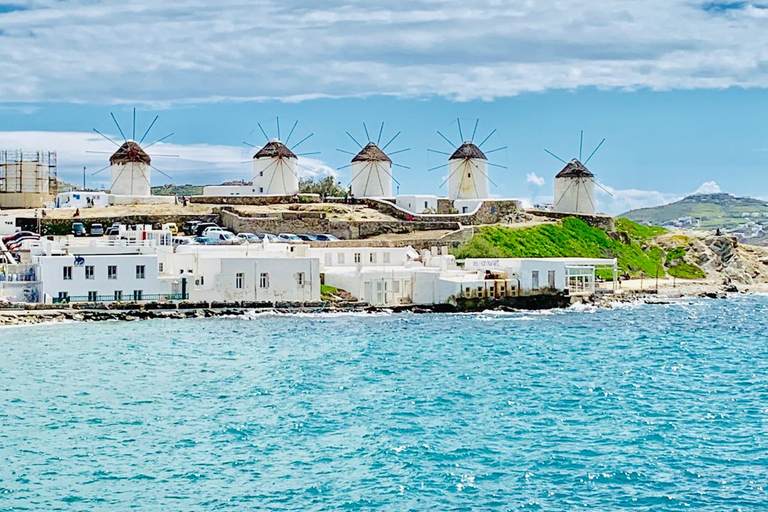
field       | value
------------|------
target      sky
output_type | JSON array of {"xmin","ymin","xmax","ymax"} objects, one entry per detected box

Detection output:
[{"xmin": 0, "ymin": 0, "xmax": 767, "ymax": 214}]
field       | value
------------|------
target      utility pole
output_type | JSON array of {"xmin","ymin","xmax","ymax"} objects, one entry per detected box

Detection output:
[{"xmin": 83, "ymin": 166, "xmax": 86, "ymax": 190}]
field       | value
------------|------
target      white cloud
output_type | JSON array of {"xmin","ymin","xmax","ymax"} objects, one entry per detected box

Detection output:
[
  {"xmin": 595, "ymin": 180, "xmax": 731, "ymax": 214},
  {"xmin": 526, "ymin": 172, "xmax": 546, "ymax": 187},
  {"xmin": 693, "ymin": 180, "xmax": 722, "ymax": 195},
  {"xmin": 0, "ymin": 1, "xmax": 767, "ymax": 104},
  {"xmin": 596, "ymin": 182, "xmax": 681, "ymax": 215},
  {"xmin": 0, "ymin": 131, "xmax": 335, "ymax": 188}
]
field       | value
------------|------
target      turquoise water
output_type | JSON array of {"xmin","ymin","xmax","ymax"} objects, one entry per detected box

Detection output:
[{"xmin": 1, "ymin": 298, "xmax": 767, "ymax": 511}]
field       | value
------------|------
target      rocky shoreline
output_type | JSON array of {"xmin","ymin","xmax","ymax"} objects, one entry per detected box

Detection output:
[{"xmin": 0, "ymin": 284, "xmax": 760, "ymax": 327}]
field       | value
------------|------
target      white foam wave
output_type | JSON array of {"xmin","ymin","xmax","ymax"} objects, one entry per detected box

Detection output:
[{"xmin": 237, "ymin": 309, "xmax": 394, "ymax": 320}]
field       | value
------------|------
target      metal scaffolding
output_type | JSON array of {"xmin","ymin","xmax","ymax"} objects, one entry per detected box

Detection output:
[{"xmin": 0, "ymin": 150, "xmax": 58, "ymax": 195}]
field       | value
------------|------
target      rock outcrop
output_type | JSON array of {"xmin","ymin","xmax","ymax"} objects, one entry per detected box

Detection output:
[{"xmin": 656, "ymin": 231, "xmax": 768, "ymax": 285}]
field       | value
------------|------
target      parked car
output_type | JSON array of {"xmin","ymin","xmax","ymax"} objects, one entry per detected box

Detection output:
[
  {"xmin": 71, "ymin": 222, "xmax": 87, "ymax": 237},
  {"xmin": 195, "ymin": 222, "xmax": 220, "ymax": 237},
  {"xmin": 297, "ymin": 234, "xmax": 317, "ymax": 242},
  {"xmin": 184, "ymin": 220, "xmax": 201, "ymax": 235},
  {"xmin": 202, "ymin": 226, "xmax": 227, "ymax": 237},
  {"xmin": 237, "ymin": 233, "xmax": 261, "ymax": 243},
  {"xmin": 163, "ymin": 222, "xmax": 179, "ymax": 235},
  {"xmin": 210, "ymin": 231, "xmax": 243, "ymax": 245},
  {"xmin": 172, "ymin": 236, "xmax": 194, "ymax": 246},
  {"xmin": 278, "ymin": 233, "xmax": 303, "ymax": 242},
  {"xmin": 90, "ymin": 223, "xmax": 104, "ymax": 237},
  {"xmin": 105, "ymin": 224, "xmax": 120, "ymax": 236},
  {"xmin": 314, "ymin": 233, "xmax": 340, "ymax": 242},
  {"xmin": 263, "ymin": 233, "xmax": 279, "ymax": 242},
  {"xmin": 193, "ymin": 236, "xmax": 218, "ymax": 245},
  {"xmin": 2, "ymin": 231, "xmax": 37, "ymax": 244}
]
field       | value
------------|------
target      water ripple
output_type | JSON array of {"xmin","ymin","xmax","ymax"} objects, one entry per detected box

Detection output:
[{"xmin": 1, "ymin": 298, "xmax": 767, "ymax": 510}]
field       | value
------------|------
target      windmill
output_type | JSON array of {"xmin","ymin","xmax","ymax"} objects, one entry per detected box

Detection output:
[
  {"xmin": 241, "ymin": 118, "xmax": 318, "ymax": 196},
  {"xmin": 428, "ymin": 118, "xmax": 507, "ymax": 201},
  {"xmin": 544, "ymin": 131, "xmax": 611, "ymax": 215},
  {"xmin": 336, "ymin": 123, "xmax": 409, "ymax": 198},
  {"xmin": 88, "ymin": 108, "xmax": 176, "ymax": 196}
]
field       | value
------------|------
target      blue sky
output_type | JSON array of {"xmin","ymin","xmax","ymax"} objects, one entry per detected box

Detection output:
[{"xmin": 1, "ymin": 0, "xmax": 767, "ymax": 213}]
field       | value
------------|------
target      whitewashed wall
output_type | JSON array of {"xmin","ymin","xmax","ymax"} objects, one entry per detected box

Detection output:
[
  {"xmin": 553, "ymin": 177, "xmax": 596, "ymax": 215},
  {"xmin": 395, "ymin": 195, "xmax": 439, "ymax": 213},
  {"xmin": 307, "ymin": 246, "xmax": 413, "ymax": 270},
  {"xmin": 448, "ymin": 158, "xmax": 489, "ymax": 200},
  {"xmin": 350, "ymin": 160, "xmax": 392, "ymax": 198},
  {"xmin": 110, "ymin": 162, "xmax": 151, "ymax": 197},
  {"xmin": 252, "ymin": 157, "xmax": 299, "ymax": 196},
  {"xmin": 36, "ymin": 254, "xmax": 160, "ymax": 300},
  {"xmin": 189, "ymin": 257, "xmax": 319, "ymax": 302}
]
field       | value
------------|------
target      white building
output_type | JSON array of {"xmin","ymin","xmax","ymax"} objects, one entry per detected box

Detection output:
[
  {"xmin": 307, "ymin": 245, "xmax": 520, "ymax": 306},
  {"xmin": 448, "ymin": 142, "xmax": 490, "ymax": 201},
  {"xmin": 350, "ymin": 142, "xmax": 393, "ymax": 198},
  {"xmin": 395, "ymin": 195, "xmax": 440, "ymax": 214},
  {"xmin": 37, "ymin": 253, "xmax": 160, "ymax": 303},
  {"xmin": 0, "ymin": 215, "xmax": 16, "ymax": 236},
  {"xmin": 464, "ymin": 257, "xmax": 618, "ymax": 296},
  {"xmin": 55, "ymin": 191, "xmax": 111, "ymax": 209},
  {"xmin": 158, "ymin": 242, "xmax": 319, "ymax": 303},
  {"xmin": 25, "ymin": 232, "xmax": 165, "ymax": 303},
  {"xmin": 553, "ymin": 159, "xmax": 597, "ymax": 215}
]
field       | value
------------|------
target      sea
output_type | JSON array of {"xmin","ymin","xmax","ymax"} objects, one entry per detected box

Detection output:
[{"xmin": 1, "ymin": 297, "xmax": 767, "ymax": 511}]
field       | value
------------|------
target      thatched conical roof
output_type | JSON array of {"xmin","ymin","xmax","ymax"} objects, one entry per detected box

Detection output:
[
  {"xmin": 556, "ymin": 159, "xmax": 594, "ymax": 179},
  {"xmin": 352, "ymin": 142, "xmax": 391, "ymax": 163},
  {"xmin": 254, "ymin": 140, "xmax": 297, "ymax": 160},
  {"xmin": 110, "ymin": 141, "xmax": 151, "ymax": 165},
  {"xmin": 449, "ymin": 142, "xmax": 487, "ymax": 161}
]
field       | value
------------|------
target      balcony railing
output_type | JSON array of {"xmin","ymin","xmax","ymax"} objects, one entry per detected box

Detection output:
[{"xmin": 52, "ymin": 293, "xmax": 189, "ymax": 304}]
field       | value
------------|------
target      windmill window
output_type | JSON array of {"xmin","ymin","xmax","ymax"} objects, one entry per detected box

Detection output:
[
  {"xmin": 259, "ymin": 171, "xmax": 263, "ymax": 177},
  {"xmin": 468, "ymin": 172, "xmax": 471, "ymax": 178},
  {"xmin": 259, "ymin": 187, "xmax": 264, "ymax": 193}
]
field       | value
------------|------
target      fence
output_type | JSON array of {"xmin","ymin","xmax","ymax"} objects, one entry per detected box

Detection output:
[{"xmin": 52, "ymin": 293, "xmax": 188, "ymax": 304}]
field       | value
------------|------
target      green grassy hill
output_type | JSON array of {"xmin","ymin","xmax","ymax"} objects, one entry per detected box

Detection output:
[
  {"xmin": 622, "ymin": 193, "xmax": 768, "ymax": 231},
  {"xmin": 453, "ymin": 218, "xmax": 705, "ymax": 279}
]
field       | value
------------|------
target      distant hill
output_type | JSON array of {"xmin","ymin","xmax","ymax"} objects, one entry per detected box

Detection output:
[
  {"xmin": 622, "ymin": 193, "xmax": 768, "ymax": 245},
  {"xmin": 622, "ymin": 193, "xmax": 768, "ymax": 229}
]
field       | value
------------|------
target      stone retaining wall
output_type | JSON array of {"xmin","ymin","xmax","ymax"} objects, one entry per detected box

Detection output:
[
  {"xmin": 220, "ymin": 209, "xmax": 461, "ymax": 241},
  {"xmin": 526, "ymin": 210, "xmax": 615, "ymax": 231},
  {"xmin": 189, "ymin": 194, "xmax": 321, "ymax": 205},
  {"xmin": 363, "ymin": 198, "xmax": 521, "ymax": 225}
]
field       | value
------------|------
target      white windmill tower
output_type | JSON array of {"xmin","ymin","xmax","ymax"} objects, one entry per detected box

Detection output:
[
  {"xmin": 545, "ymin": 131, "xmax": 611, "ymax": 215},
  {"xmin": 89, "ymin": 109, "xmax": 175, "ymax": 196},
  {"xmin": 429, "ymin": 119, "xmax": 507, "ymax": 201},
  {"xmin": 337, "ymin": 123, "xmax": 409, "ymax": 198},
  {"xmin": 243, "ymin": 119, "xmax": 317, "ymax": 196}
]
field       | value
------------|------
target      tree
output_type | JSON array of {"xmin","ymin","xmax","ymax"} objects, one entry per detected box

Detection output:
[{"xmin": 298, "ymin": 176, "xmax": 346, "ymax": 197}]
